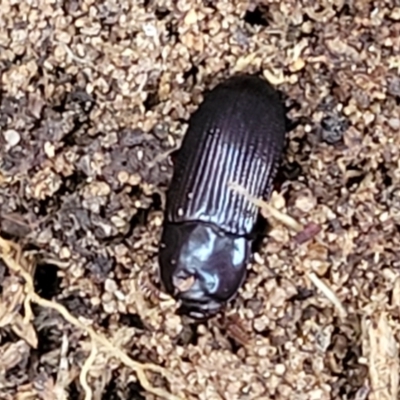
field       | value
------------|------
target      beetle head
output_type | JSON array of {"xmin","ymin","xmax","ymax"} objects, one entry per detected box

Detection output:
[{"xmin": 158, "ymin": 221, "xmax": 250, "ymax": 319}]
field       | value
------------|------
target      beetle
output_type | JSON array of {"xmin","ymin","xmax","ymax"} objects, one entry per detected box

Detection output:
[{"xmin": 158, "ymin": 74, "xmax": 286, "ymax": 319}]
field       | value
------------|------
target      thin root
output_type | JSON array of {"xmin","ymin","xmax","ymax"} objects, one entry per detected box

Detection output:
[
  {"xmin": 0, "ymin": 236, "xmax": 184, "ymax": 400},
  {"xmin": 80, "ymin": 341, "xmax": 97, "ymax": 400}
]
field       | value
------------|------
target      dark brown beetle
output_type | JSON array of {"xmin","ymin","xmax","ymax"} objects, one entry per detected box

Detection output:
[{"xmin": 158, "ymin": 74, "xmax": 286, "ymax": 319}]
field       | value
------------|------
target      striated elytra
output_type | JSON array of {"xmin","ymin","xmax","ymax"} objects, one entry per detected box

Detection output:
[{"xmin": 158, "ymin": 74, "xmax": 286, "ymax": 319}]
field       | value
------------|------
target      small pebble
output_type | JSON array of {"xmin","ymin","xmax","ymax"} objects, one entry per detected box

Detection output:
[
  {"xmin": 388, "ymin": 118, "xmax": 400, "ymax": 130},
  {"xmin": 3, "ymin": 129, "xmax": 20, "ymax": 147}
]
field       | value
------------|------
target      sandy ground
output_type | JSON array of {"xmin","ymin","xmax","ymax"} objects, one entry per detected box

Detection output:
[{"xmin": 1, "ymin": 0, "xmax": 400, "ymax": 399}]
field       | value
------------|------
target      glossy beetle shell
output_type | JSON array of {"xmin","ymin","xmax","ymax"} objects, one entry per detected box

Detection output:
[{"xmin": 158, "ymin": 74, "xmax": 286, "ymax": 319}]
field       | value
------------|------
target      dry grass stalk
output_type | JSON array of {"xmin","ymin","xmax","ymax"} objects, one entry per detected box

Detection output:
[
  {"xmin": 228, "ymin": 182, "xmax": 303, "ymax": 232},
  {"xmin": 307, "ymin": 272, "xmax": 347, "ymax": 319},
  {"xmin": 366, "ymin": 312, "xmax": 399, "ymax": 400}
]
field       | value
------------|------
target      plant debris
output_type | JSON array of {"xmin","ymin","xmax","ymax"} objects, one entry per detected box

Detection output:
[{"xmin": 1, "ymin": 0, "xmax": 400, "ymax": 399}]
